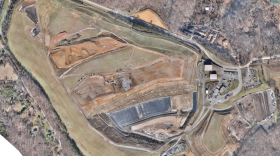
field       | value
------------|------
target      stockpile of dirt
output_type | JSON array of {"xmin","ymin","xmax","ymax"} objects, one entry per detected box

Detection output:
[
  {"xmin": 50, "ymin": 37, "xmax": 127, "ymax": 68},
  {"xmin": 133, "ymin": 9, "xmax": 168, "ymax": 29}
]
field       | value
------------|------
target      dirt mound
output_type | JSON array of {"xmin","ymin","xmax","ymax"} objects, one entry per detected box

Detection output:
[
  {"xmin": 50, "ymin": 37, "xmax": 127, "ymax": 68},
  {"xmin": 51, "ymin": 31, "xmax": 68, "ymax": 45},
  {"xmin": 133, "ymin": 9, "xmax": 168, "ymax": 29}
]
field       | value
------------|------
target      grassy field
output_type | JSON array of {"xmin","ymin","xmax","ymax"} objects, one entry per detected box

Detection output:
[
  {"xmin": 62, "ymin": 75, "xmax": 85, "ymax": 90},
  {"xmin": 38, "ymin": 0, "xmax": 61, "ymax": 32},
  {"xmin": 66, "ymin": 28, "xmax": 101, "ymax": 41},
  {"xmin": 1, "ymin": 0, "xmax": 9, "ymax": 22},
  {"xmin": 8, "ymin": 7, "xmax": 151, "ymax": 156},
  {"xmin": 190, "ymin": 85, "xmax": 203, "ymax": 124},
  {"xmin": 203, "ymin": 113, "xmax": 225, "ymax": 153},
  {"xmin": 213, "ymin": 84, "xmax": 270, "ymax": 109},
  {"xmin": 65, "ymin": 46, "xmax": 133, "ymax": 75},
  {"xmin": 48, "ymin": 7, "xmax": 90, "ymax": 38},
  {"xmin": 129, "ymin": 47, "xmax": 162, "ymax": 68},
  {"xmin": 227, "ymin": 80, "xmax": 239, "ymax": 93},
  {"xmin": 262, "ymin": 63, "xmax": 280, "ymax": 88}
]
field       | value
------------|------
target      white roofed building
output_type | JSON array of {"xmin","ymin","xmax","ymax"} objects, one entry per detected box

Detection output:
[
  {"xmin": 210, "ymin": 74, "xmax": 217, "ymax": 80},
  {"xmin": 205, "ymin": 65, "xmax": 212, "ymax": 71}
]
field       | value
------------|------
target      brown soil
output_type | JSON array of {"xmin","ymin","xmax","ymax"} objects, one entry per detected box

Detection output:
[
  {"xmin": 71, "ymin": 75, "xmax": 114, "ymax": 108},
  {"xmin": 71, "ymin": 57, "xmax": 186, "ymax": 116},
  {"xmin": 130, "ymin": 58, "xmax": 183, "ymax": 86},
  {"xmin": 133, "ymin": 9, "xmax": 168, "ymax": 29},
  {"xmin": 228, "ymin": 115, "xmax": 250, "ymax": 140},
  {"xmin": 253, "ymin": 93, "xmax": 270, "ymax": 122},
  {"xmin": 22, "ymin": 0, "xmax": 36, "ymax": 7},
  {"xmin": 235, "ymin": 96, "xmax": 255, "ymax": 124},
  {"xmin": 0, "ymin": 63, "xmax": 18, "ymax": 80},
  {"xmin": 171, "ymin": 94, "xmax": 193, "ymax": 111},
  {"xmin": 50, "ymin": 37, "xmax": 127, "ymax": 68},
  {"xmin": 51, "ymin": 31, "xmax": 68, "ymax": 45},
  {"xmin": 131, "ymin": 116, "xmax": 183, "ymax": 139}
]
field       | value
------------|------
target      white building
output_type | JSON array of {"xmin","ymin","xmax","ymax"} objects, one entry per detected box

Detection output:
[
  {"xmin": 205, "ymin": 65, "xmax": 212, "ymax": 71},
  {"xmin": 210, "ymin": 74, "xmax": 217, "ymax": 80}
]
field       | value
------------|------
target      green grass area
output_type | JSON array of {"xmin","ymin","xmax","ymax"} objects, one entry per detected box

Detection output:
[
  {"xmin": 62, "ymin": 75, "xmax": 85, "ymax": 90},
  {"xmin": 203, "ymin": 113, "xmax": 225, "ymax": 152},
  {"xmin": 48, "ymin": 7, "xmax": 90, "ymax": 38},
  {"xmin": 228, "ymin": 80, "xmax": 239, "ymax": 92},
  {"xmin": 57, "ymin": 0, "xmax": 132, "ymax": 29},
  {"xmin": 8, "ymin": 8, "xmax": 150, "ymax": 156},
  {"xmin": 271, "ymin": 0, "xmax": 280, "ymax": 4},
  {"xmin": 1, "ymin": 0, "xmax": 9, "ymax": 22},
  {"xmin": 129, "ymin": 48, "xmax": 162, "ymax": 68},
  {"xmin": 65, "ymin": 46, "xmax": 133, "ymax": 77},
  {"xmin": 38, "ymin": 0, "xmax": 61, "ymax": 32},
  {"xmin": 221, "ymin": 80, "xmax": 239, "ymax": 95}
]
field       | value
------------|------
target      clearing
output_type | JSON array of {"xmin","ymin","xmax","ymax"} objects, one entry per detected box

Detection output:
[
  {"xmin": 0, "ymin": 62, "xmax": 18, "ymax": 80},
  {"xmin": 202, "ymin": 113, "xmax": 225, "ymax": 153}
]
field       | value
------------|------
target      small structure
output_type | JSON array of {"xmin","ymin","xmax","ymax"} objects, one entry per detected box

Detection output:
[
  {"xmin": 31, "ymin": 24, "xmax": 40, "ymax": 37},
  {"xmin": 210, "ymin": 74, "xmax": 217, "ymax": 80},
  {"xmin": 205, "ymin": 65, "xmax": 212, "ymax": 71},
  {"xmin": 206, "ymin": 89, "xmax": 209, "ymax": 94},
  {"xmin": 119, "ymin": 74, "xmax": 132, "ymax": 91}
]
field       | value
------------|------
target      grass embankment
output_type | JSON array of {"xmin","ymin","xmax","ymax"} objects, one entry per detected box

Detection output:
[
  {"xmin": 1, "ymin": 0, "xmax": 9, "ymax": 21},
  {"xmin": 214, "ymin": 84, "xmax": 270, "ymax": 109},
  {"xmin": 189, "ymin": 85, "xmax": 203, "ymax": 125},
  {"xmin": 38, "ymin": 0, "xmax": 61, "ymax": 32},
  {"xmin": 8, "ymin": 7, "xmax": 151, "ymax": 156},
  {"xmin": 228, "ymin": 80, "xmax": 239, "ymax": 92},
  {"xmin": 202, "ymin": 113, "xmax": 225, "ymax": 153},
  {"xmin": 220, "ymin": 80, "xmax": 239, "ymax": 95}
]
